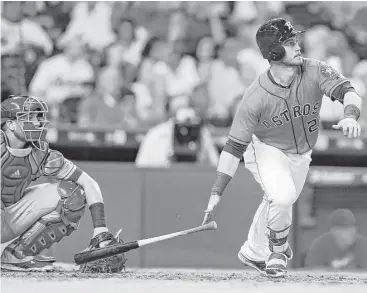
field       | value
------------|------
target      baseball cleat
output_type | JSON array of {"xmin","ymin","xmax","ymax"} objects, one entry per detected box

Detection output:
[
  {"xmin": 34, "ymin": 254, "xmax": 56, "ymax": 263},
  {"xmin": 238, "ymin": 251, "xmax": 266, "ymax": 274},
  {"xmin": 1, "ymin": 259, "xmax": 55, "ymax": 272},
  {"xmin": 1, "ymin": 246, "xmax": 55, "ymax": 272},
  {"xmin": 265, "ymin": 252, "xmax": 287, "ymax": 278},
  {"xmin": 284, "ymin": 245, "xmax": 293, "ymax": 260}
]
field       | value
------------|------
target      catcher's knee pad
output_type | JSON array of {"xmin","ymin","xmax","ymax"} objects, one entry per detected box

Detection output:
[
  {"xmin": 56, "ymin": 180, "xmax": 87, "ymax": 226},
  {"xmin": 266, "ymin": 225, "xmax": 290, "ymax": 254},
  {"xmin": 13, "ymin": 181, "xmax": 86, "ymax": 258}
]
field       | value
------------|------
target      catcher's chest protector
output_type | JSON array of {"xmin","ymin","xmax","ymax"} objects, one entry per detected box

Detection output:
[{"xmin": 1, "ymin": 138, "xmax": 47, "ymax": 207}]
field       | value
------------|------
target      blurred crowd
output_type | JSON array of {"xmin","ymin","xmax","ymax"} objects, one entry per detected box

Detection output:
[{"xmin": 2, "ymin": 1, "xmax": 367, "ymax": 130}]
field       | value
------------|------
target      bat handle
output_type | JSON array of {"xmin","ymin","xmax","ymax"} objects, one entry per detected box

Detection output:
[{"xmin": 205, "ymin": 221, "xmax": 218, "ymax": 230}]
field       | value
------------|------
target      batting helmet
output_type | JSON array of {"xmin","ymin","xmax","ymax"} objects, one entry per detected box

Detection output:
[{"xmin": 256, "ymin": 18, "xmax": 305, "ymax": 61}]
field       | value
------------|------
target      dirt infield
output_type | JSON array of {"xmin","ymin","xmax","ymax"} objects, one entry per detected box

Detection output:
[{"xmin": 2, "ymin": 268, "xmax": 367, "ymax": 293}]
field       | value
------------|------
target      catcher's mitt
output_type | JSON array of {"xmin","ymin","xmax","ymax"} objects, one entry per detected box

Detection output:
[{"xmin": 79, "ymin": 230, "xmax": 127, "ymax": 273}]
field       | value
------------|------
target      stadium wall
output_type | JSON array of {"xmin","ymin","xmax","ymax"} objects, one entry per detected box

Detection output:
[
  {"xmin": 51, "ymin": 163, "xmax": 296, "ymax": 269},
  {"xmin": 50, "ymin": 163, "xmax": 367, "ymax": 269}
]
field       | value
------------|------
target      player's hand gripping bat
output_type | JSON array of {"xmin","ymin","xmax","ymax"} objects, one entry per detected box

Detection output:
[{"xmin": 74, "ymin": 221, "xmax": 217, "ymax": 265}]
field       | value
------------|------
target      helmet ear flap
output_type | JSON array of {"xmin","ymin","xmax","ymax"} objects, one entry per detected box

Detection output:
[{"xmin": 268, "ymin": 44, "xmax": 286, "ymax": 61}]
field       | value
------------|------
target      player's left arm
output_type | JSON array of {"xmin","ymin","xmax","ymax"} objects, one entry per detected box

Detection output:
[
  {"xmin": 317, "ymin": 61, "xmax": 363, "ymax": 138},
  {"xmin": 43, "ymin": 150, "xmax": 108, "ymax": 236},
  {"xmin": 331, "ymin": 89, "xmax": 362, "ymax": 138}
]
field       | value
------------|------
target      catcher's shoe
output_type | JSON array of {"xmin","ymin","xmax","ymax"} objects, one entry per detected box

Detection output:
[
  {"xmin": 1, "ymin": 246, "xmax": 55, "ymax": 272},
  {"xmin": 1, "ymin": 259, "xmax": 55, "ymax": 272},
  {"xmin": 238, "ymin": 251, "xmax": 266, "ymax": 275},
  {"xmin": 34, "ymin": 254, "xmax": 56, "ymax": 263},
  {"xmin": 265, "ymin": 252, "xmax": 287, "ymax": 278}
]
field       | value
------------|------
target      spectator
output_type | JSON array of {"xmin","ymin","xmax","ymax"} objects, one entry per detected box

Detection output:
[
  {"xmin": 23, "ymin": 44, "xmax": 47, "ymax": 89},
  {"xmin": 326, "ymin": 30, "xmax": 359, "ymax": 78},
  {"xmin": 229, "ymin": 2, "xmax": 259, "ymax": 26},
  {"xmin": 151, "ymin": 40, "xmax": 201, "ymax": 122},
  {"xmin": 1, "ymin": 52, "xmax": 27, "ymax": 97},
  {"xmin": 166, "ymin": 7, "xmax": 225, "ymax": 56},
  {"xmin": 106, "ymin": 18, "xmax": 144, "ymax": 68},
  {"xmin": 137, "ymin": 36, "xmax": 163, "ymax": 87},
  {"xmin": 135, "ymin": 106, "xmax": 219, "ymax": 168},
  {"xmin": 78, "ymin": 67, "xmax": 138, "ymax": 128},
  {"xmin": 133, "ymin": 36, "xmax": 164, "ymax": 122},
  {"xmin": 190, "ymin": 84, "xmax": 211, "ymax": 121},
  {"xmin": 353, "ymin": 60, "xmax": 367, "ymax": 93},
  {"xmin": 195, "ymin": 36, "xmax": 217, "ymax": 84},
  {"xmin": 305, "ymin": 209, "xmax": 367, "ymax": 270},
  {"xmin": 303, "ymin": 25, "xmax": 330, "ymax": 61},
  {"xmin": 207, "ymin": 38, "xmax": 246, "ymax": 125},
  {"xmin": 29, "ymin": 36, "xmax": 94, "ymax": 120},
  {"xmin": 58, "ymin": 2, "xmax": 114, "ymax": 52},
  {"xmin": 347, "ymin": 6, "xmax": 367, "ymax": 60},
  {"xmin": 1, "ymin": 1, "xmax": 53, "ymax": 56},
  {"xmin": 34, "ymin": 1, "xmax": 74, "ymax": 55},
  {"xmin": 237, "ymin": 47, "xmax": 269, "ymax": 84}
]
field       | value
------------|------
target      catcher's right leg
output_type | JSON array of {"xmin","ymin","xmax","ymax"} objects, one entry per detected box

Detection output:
[{"xmin": 1, "ymin": 180, "xmax": 86, "ymax": 271}]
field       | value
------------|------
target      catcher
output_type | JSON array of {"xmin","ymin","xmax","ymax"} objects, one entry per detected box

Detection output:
[{"xmin": 1, "ymin": 95, "xmax": 126, "ymax": 272}]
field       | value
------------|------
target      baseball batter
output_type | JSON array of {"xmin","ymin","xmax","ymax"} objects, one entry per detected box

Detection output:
[
  {"xmin": 1, "ymin": 95, "xmax": 126, "ymax": 272},
  {"xmin": 201, "ymin": 18, "xmax": 363, "ymax": 277}
]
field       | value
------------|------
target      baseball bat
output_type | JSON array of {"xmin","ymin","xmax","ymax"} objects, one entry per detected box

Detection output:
[{"xmin": 74, "ymin": 221, "xmax": 217, "ymax": 265}]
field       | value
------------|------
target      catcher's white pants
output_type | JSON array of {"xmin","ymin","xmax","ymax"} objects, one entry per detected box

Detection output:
[
  {"xmin": 240, "ymin": 136, "xmax": 312, "ymax": 261},
  {"xmin": 1, "ymin": 183, "xmax": 60, "ymax": 244}
]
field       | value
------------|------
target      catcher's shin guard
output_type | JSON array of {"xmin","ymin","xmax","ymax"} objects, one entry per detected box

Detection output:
[{"xmin": 11, "ymin": 181, "xmax": 86, "ymax": 259}]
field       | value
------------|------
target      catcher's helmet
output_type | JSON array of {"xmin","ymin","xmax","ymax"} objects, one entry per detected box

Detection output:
[
  {"xmin": 1, "ymin": 95, "xmax": 49, "ymax": 151},
  {"xmin": 256, "ymin": 18, "xmax": 304, "ymax": 61}
]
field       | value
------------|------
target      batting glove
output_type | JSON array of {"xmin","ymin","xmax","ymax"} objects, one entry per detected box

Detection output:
[
  {"xmin": 202, "ymin": 193, "xmax": 221, "ymax": 225},
  {"xmin": 332, "ymin": 118, "xmax": 361, "ymax": 138}
]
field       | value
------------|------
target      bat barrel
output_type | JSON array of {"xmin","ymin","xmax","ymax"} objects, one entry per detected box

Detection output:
[{"xmin": 74, "ymin": 241, "xmax": 139, "ymax": 265}]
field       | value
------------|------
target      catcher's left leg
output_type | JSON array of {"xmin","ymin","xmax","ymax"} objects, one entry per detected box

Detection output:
[{"xmin": 1, "ymin": 180, "xmax": 86, "ymax": 271}]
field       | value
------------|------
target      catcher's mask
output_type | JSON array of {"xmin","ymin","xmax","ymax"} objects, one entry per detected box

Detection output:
[{"xmin": 1, "ymin": 95, "xmax": 49, "ymax": 151}]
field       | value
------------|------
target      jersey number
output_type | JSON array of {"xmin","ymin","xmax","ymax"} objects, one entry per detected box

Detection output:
[{"xmin": 307, "ymin": 118, "xmax": 318, "ymax": 133}]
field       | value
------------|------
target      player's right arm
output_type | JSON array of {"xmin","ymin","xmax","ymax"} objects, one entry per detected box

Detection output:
[
  {"xmin": 43, "ymin": 149, "xmax": 108, "ymax": 237},
  {"xmin": 202, "ymin": 95, "xmax": 261, "ymax": 224}
]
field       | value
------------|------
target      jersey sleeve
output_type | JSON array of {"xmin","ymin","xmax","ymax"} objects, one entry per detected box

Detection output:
[
  {"xmin": 228, "ymin": 96, "xmax": 261, "ymax": 145},
  {"xmin": 317, "ymin": 61, "xmax": 349, "ymax": 101},
  {"xmin": 42, "ymin": 149, "xmax": 83, "ymax": 182}
]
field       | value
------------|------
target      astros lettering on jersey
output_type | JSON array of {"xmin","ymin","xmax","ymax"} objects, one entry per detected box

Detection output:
[{"xmin": 229, "ymin": 58, "xmax": 347, "ymax": 154}]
